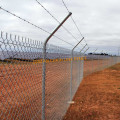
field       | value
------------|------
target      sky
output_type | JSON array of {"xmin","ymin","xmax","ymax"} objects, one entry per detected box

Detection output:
[{"xmin": 0, "ymin": 0, "xmax": 120, "ymax": 55}]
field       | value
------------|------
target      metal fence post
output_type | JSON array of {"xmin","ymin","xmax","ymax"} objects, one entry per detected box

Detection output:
[
  {"xmin": 100, "ymin": 50, "xmax": 103, "ymax": 70},
  {"xmin": 70, "ymin": 51, "xmax": 73, "ymax": 102},
  {"xmin": 79, "ymin": 44, "xmax": 87, "ymax": 82},
  {"xmin": 42, "ymin": 12, "xmax": 72, "ymax": 120},
  {"xmin": 69, "ymin": 37, "xmax": 84, "ymax": 103},
  {"xmin": 81, "ymin": 48, "xmax": 89, "ymax": 79},
  {"xmin": 92, "ymin": 49, "xmax": 98, "ymax": 73}
]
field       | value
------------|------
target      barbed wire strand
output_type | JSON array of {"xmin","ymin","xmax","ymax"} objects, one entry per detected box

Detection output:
[
  {"xmin": 61, "ymin": 0, "xmax": 88, "ymax": 45},
  {"xmin": 35, "ymin": 0, "xmax": 80, "ymax": 43},
  {"xmin": 0, "ymin": 6, "xmax": 74, "ymax": 47}
]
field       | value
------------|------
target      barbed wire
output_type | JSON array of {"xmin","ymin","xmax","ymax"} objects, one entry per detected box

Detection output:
[
  {"xmin": 35, "ymin": 0, "xmax": 81, "ymax": 42},
  {"xmin": 61, "ymin": 0, "xmax": 88, "ymax": 45},
  {"xmin": 61, "ymin": 0, "xmax": 83, "ymax": 36},
  {"xmin": 0, "ymin": 6, "xmax": 74, "ymax": 47},
  {"xmin": 0, "ymin": 7, "xmax": 49, "ymax": 33}
]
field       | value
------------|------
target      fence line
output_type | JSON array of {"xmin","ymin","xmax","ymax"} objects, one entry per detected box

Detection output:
[
  {"xmin": 1, "ymin": 2, "xmax": 119, "ymax": 120},
  {"xmin": 0, "ymin": 31, "xmax": 120, "ymax": 120}
]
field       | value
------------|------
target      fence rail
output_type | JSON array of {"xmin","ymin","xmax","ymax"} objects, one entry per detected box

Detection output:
[{"xmin": 0, "ymin": 32, "xmax": 120, "ymax": 120}]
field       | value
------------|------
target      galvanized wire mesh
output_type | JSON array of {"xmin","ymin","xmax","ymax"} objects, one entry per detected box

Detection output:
[
  {"xmin": 84, "ymin": 55, "xmax": 120, "ymax": 78},
  {"xmin": 0, "ymin": 32, "xmax": 120, "ymax": 120},
  {"xmin": 0, "ymin": 32, "xmax": 43, "ymax": 119},
  {"xmin": 45, "ymin": 45, "xmax": 71, "ymax": 119}
]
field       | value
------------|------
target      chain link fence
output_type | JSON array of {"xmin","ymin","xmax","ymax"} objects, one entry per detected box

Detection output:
[
  {"xmin": 0, "ymin": 32, "xmax": 43, "ymax": 119},
  {"xmin": 0, "ymin": 32, "xmax": 120, "ymax": 120}
]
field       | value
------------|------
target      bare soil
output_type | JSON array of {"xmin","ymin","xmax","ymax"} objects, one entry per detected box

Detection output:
[
  {"xmin": 63, "ymin": 63, "xmax": 120, "ymax": 120},
  {"xmin": 0, "ymin": 59, "xmax": 116, "ymax": 119}
]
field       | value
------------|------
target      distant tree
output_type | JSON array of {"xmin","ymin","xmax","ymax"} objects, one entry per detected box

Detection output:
[{"xmin": 88, "ymin": 53, "xmax": 93, "ymax": 55}]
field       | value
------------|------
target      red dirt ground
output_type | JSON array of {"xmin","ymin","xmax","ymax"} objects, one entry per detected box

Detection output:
[
  {"xmin": 0, "ymin": 59, "xmax": 115, "ymax": 119},
  {"xmin": 63, "ymin": 63, "xmax": 120, "ymax": 120}
]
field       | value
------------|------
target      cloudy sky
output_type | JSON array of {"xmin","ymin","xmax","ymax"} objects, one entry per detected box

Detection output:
[{"xmin": 0, "ymin": 0, "xmax": 120, "ymax": 55}]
